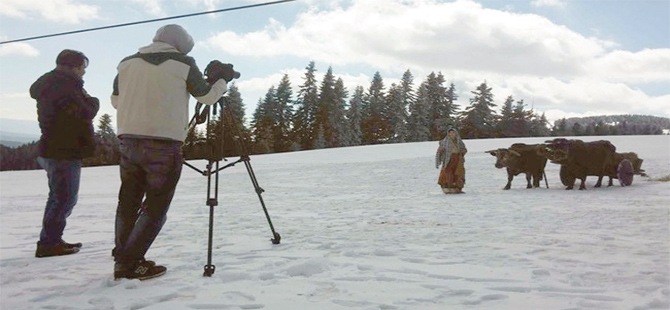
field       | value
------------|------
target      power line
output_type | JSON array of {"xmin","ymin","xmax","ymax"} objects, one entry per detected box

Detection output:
[{"xmin": 0, "ymin": 0, "xmax": 296, "ymax": 45}]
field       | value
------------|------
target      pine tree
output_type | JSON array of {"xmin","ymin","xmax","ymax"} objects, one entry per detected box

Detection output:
[
  {"xmin": 444, "ymin": 82, "xmax": 459, "ymax": 131},
  {"xmin": 315, "ymin": 67, "xmax": 337, "ymax": 148},
  {"xmin": 97, "ymin": 114, "xmax": 116, "ymax": 141},
  {"xmin": 314, "ymin": 124, "xmax": 326, "ymax": 149},
  {"xmin": 224, "ymin": 84, "xmax": 246, "ymax": 129},
  {"xmin": 183, "ymin": 122, "xmax": 205, "ymax": 159},
  {"xmin": 346, "ymin": 86, "xmax": 364, "ymax": 146},
  {"xmin": 392, "ymin": 69, "xmax": 415, "ymax": 143},
  {"xmin": 84, "ymin": 113, "xmax": 119, "ymax": 166},
  {"xmin": 331, "ymin": 78, "xmax": 349, "ymax": 147},
  {"xmin": 361, "ymin": 72, "xmax": 389, "ymax": 144},
  {"xmin": 386, "ymin": 83, "xmax": 407, "ymax": 143},
  {"xmin": 251, "ymin": 91, "xmax": 276, "ymax": 153},
  {"xmin": 293, "ymin": 61, "xmax": 319, "ymax": 150},
  {"xmin": 460, "ymin": 81, "xmax": 497, "ymax": 138},
  {"xmin": 497, "ymin": 95, "xmax": 515, "ymax": 137},
  {"xmin": 510, "ymin": 99, "xmax": 530, "ymax": 137},
  {"xmin": 425, "ymin": 72, "xmax": 451, "ymax": 140},
  {"xmin": 221, "ymin": 83, "xmax": 249, "ymax": 156},
  {"xmin": 407, "ymin": 83, "xmax": 431, "ymax": 142},
  {"xmin": 273, "ymin": 74, "xmax": 294, "ymax": 152},
  {"xmin": 531, "ymin": 112, "xmax": 551, "ymax": 137}
]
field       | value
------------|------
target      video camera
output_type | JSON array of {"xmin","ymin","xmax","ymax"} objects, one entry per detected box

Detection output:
[
  {"xmin": 204, "ymin": 60, "xmax": 240, "ymax": 84},
  {"xmin": 189, "ymin": 60, "xmax": 241, "ymax": 135}
]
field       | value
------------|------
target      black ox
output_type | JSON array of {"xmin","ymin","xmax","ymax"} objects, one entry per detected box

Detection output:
[
  {"xmin": 486, "ymin": 143, "xmax": 548, "ymax": 190},
  {"xmin": 541, "ymin": 138, "xmax": 617, "ymax": 190}
]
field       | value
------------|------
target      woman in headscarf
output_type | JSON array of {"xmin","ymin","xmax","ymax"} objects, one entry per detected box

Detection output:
[{"xmin": 435, "ymin": 128, "xmax": 467, "ymax": 194}]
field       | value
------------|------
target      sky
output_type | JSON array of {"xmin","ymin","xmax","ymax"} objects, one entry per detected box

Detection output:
[
  {"xmin": 1, "ymin": 135, "xmax": 669, "ymax": 309},
  {"xmin": 0, "ymin": 0, "xmax": 669, "ymax": 134}
]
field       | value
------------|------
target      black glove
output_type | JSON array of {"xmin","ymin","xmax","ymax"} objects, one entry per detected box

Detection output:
[{"xmin": 205, "ymin": 60, "xmax": 239, "ymax": 83}]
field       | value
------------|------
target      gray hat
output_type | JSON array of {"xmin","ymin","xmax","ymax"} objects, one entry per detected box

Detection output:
[{"xmin": 153, "ymin": 24, "xmax": 194, "ymax": 54}]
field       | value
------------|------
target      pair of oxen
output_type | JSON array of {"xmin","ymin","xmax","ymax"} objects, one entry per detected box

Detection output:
[{"xmin": 485, "ymin": 138, "xmax": 646, "ymax": 190}]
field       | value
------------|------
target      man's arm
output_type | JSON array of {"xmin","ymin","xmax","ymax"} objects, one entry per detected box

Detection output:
[
  {"xmin": 184, "ymin": 58, "xmax": 227, "ymax": 105},
  {"xmin": 111, "ymin": 74, "xmax": 119, "ymax": 109}
]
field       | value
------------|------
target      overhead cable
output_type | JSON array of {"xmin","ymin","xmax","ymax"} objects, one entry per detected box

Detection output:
[{"xmin": 0, "ymin": 0, "xmax": 296, "ymax": 45}]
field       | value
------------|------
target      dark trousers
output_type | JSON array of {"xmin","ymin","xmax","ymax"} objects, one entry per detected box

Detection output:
[
  {"xmin": 37, "ymin": 157, "xmax": 82, "ymax": 246},
  {"xmin": 114, "ymin": 138, "xmax": 183, "ymax": 264}
]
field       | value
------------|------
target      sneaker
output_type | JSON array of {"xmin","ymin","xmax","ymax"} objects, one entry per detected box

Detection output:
[
  {"xmin": 139, "ymin": 258, "xmax": 156, "ymax": 267},
  {"xmin": 112, "ymin": 248, "xmax": 155, "ymax": 267},
  {"xmin": 114, "ymin": 260, "xmax": 166, "ymax": 281},
  {"xmin": 35, "ymin": 241, "xmax": 80, "ymax": 258}
]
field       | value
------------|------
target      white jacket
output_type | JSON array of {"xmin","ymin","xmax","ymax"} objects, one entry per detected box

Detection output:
[{"xmin": 111, "ymin": 42, "xmax": 227, "ymax": 142}]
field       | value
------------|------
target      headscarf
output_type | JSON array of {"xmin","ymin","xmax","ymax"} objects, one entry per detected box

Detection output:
[
  {"xmin": 447, "ymin": 128, "xmax": 461, "ymax": 153},
  {"xmin": 435, "ymin": 127, "xmax": 467, "ymax": 168}
]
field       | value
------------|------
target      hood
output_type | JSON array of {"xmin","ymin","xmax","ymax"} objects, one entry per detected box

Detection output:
[
  {"xmin": 133, "ymin": 41, "xmax": 193, "ymax": 66},
  {"xmin": 151, "ymin": 24, "xmax": 194, "ymax": 54}
]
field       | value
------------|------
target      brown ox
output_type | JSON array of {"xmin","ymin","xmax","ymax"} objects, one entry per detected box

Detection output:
[
  {"xmin": 486, "ymin": 143, "xmax": 548, "ymax": 190},
  {"xmin": 541, "ymin": 138, "xmax": 617, "ymax": 190}
]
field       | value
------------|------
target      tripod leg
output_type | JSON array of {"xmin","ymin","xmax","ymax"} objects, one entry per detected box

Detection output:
[
  {"xmin": 203, "ymin": 203, "xmax": 216, "ymax": 277},
  {"xmin": 243, "ymin": 158, "xmax": 281, "ymax": 244},
  {"xmin": 203, "ymin": 160, "xmax": 219, "ymax": 277}
]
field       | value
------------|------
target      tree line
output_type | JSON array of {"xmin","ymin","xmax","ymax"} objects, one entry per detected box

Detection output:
[
  {"xmin": 552, "ymin": 115, "xmax": 668, "ymax": 136},
  {"xmin": 1, "ymin": 61, "xmax": 668, "ymax": 171},
  {"xmin": 0, "ymin": 114, "xmax": 120, "ymax": 171}
]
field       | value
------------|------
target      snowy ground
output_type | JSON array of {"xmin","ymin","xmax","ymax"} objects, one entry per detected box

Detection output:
[{"xmin": 1, "ymin": 135, "xmax": 669, "ymax": 310}]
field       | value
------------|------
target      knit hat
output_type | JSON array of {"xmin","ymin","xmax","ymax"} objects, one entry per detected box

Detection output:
[{"xmin": 153, "ymin": 24, "xmax": 194, "ymax": 54}]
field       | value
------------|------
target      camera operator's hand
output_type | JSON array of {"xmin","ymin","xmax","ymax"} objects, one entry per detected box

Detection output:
[{"xmin": 205, "ymin": 60, "xmax": 238, "ymax": 83}]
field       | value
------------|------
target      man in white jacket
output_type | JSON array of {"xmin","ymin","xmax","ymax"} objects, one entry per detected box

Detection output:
[{"xmin": 111, "ymin": 24, "xmax": 234, "ymax": 280}]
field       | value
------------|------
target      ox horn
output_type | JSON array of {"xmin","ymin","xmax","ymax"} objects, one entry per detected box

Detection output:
[
  {"xmin": 509, "ymin": 149, "xmax": 521, "ymax": 156},
  {"xmin": 485, "ymin": 149, "xmax": 497, "ymax": 154}
]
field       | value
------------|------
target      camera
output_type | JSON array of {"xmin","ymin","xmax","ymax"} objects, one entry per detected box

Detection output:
[{"xmin": 204, "ymin": 60, "xmax": 240, "ymax": 83}]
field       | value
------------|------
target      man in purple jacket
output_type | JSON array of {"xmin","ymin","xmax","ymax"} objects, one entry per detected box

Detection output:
[{"xmin": 30, "ymin": 49, "xmax": 100, "ymax": 258}]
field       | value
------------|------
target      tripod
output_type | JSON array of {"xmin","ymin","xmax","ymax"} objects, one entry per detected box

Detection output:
[{"xmin": 184, "ymin": 97, "xmax": 281, "ymax": 277}]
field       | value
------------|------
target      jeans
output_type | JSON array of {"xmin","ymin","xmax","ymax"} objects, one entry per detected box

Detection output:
[
  {"xmin": 114, "ymin": 138, "xmax": 183, "ymax": 264},
  {"xmin": 37, "ymin": 157, "xmax": 82, "ymax": 247}
]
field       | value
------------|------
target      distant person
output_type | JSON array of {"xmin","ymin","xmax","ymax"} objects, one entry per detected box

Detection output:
[
  {"xmin": 435, "ymin": 128, "xmax": 467, "ymax": 194},
  {"xmin": 111, "ymin": 24, "xmax": 234, "ymax": 280},
  {"xmin": 30, "ymin": 49, "xmax": 100, "ymax": 257}
]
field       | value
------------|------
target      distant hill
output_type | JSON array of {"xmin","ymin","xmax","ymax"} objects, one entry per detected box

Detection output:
[
  {"xmin": 560, "ymin": 115, "xmax": 670, "ymax": 128},
  {"xmin": 552, "ymin": 114, "xmax": 670, "ymax": 135},
  {"xmin": 0, "ymin": 131, "xmax": 40, "ymax": 148},
  {"xmin": 0, "ymin": 119, "xmax": 41, "ymax": 148}
]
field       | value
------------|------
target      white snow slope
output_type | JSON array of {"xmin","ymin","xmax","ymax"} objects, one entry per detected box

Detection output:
[{"xmin": 1, "ymin": 135, "xmax": 669, "ymax": 310}]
